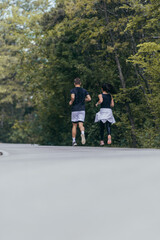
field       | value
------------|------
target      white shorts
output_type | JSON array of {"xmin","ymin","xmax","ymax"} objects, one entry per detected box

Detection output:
[{"xmin": 71, "ymin": 111, "xmax": 85, "ymax": 123}]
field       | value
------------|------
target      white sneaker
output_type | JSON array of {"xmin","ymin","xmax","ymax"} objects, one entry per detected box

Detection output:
[
  {"xmin": 72, "ymin": 141, "xmax": 77, "ymax": 146},
  {"xmin": 81, "ymin": 134, "xmax": 86, "ymax": 145}
]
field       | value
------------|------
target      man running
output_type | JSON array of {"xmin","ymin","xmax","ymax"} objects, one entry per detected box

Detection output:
[{"xmin": 69, "ymin": 78, "xmax": 91, "ymax": 146}]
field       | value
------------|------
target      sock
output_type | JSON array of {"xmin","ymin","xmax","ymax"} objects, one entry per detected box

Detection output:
[
  {"xmin": 81, "ymin": 131, "xmax": 84, "ymax": 135},
  {"xmin": 72, "ymin": 138, "xmax": 76, "ymax": 143}
]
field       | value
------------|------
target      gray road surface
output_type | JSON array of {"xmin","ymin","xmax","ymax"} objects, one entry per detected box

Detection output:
[{"xmin": 0, "ymin": 144, "xmax": 160, "ymax": 240}]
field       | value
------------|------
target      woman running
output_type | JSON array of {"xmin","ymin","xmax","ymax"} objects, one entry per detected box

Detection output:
[{"xmin": 95, "ymin": 83, "xmax": 115, "ymax": 146}]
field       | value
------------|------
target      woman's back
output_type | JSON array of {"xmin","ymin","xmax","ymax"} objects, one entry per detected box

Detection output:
[{"xmin": 100, "ymin": 94, "xmax": 111, "ymax": 109}]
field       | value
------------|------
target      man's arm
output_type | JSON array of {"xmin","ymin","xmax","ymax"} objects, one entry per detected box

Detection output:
[
  {"xmin": 85, "ymin": 94, "xmax": 91, "ymax": 102},
  {"xmin": 69, "ymin": 94, "xmax": 75, "ymax": 106}
]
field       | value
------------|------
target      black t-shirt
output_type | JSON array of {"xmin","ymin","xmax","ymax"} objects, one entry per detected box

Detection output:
[
  {"xmin": 100, "ymin": 93, "xmax": 111, "ymax": 109},
  {"xmin": 70, "ymin": 87, "xmax": 89, "ymax": 112}
]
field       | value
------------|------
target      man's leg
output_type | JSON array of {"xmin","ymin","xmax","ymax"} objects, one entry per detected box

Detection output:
[
  {"xmin": 72, "ymin": 123, "xmax": 77, "ymax": 145},
  {"xmin": 78, "ymin": 122, "xmax": 86, "ymax": 145},
  {"xmin": 78, "ymin": 121, "xmax": 85, "ymax": 133}
]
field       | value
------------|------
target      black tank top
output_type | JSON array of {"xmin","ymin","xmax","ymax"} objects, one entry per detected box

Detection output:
[{"xmin": 100, "ymin": 94, "xmax": 111, "ymax": 109}]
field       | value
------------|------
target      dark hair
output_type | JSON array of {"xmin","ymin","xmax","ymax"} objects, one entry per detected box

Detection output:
[
  {"xmin": 102, "ymin": 83, "xmax": 115, "ymax": 93},
  {"xmin": 74, "ymin": 78, "xmax": 81, "ymax": 85}
]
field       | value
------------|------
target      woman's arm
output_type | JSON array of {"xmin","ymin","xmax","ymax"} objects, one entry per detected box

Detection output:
[
  {"xmin": 95, "ymin": 94, "xmax": 103, "ymax": 107},
  {"xmin": 110, "ymin": 96, "xmax": 114, "ymax": 107},
  {"xmin": 85, "ymin": 94, "xmax": 91, "ymax": 102}
]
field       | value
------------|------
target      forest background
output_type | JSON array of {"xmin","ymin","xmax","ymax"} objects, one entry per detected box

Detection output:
[{"xmin": 0, "ymin": 0, "xmax": 159, "ymax": 148}]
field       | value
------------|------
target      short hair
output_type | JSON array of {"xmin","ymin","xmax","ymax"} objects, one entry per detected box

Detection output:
[{"xmin": 74, "ymin": 78, "xmax": 81, "ymax": 85}]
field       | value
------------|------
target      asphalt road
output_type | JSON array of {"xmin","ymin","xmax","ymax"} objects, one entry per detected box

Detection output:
[{"xmin": 0, "ymin": 144, "xmax": 160, "ymax": 240}]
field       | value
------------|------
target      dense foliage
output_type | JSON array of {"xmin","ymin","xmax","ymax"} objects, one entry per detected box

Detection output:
[{"xmin": 0, "ymin": 0, "xmax": 159, "ymax": 148}]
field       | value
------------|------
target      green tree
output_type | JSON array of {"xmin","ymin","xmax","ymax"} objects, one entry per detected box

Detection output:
[
  {"xmin": 0, "ymin": 0, "xmax": 159, "ymax": 148},
  {"xmin": 0, "ymin": 0, "xmax": 51, "ymax": 142},
  {"xmin": 124, "ymin": 0, "xmax": 160, "ymax": 147}
]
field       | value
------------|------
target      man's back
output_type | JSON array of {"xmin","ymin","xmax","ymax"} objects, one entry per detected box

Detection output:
[
  {"xmin": 69, "ymin": 77, "xmax": 91, "ymax": 146},
  {"xmin": 70, "ymin": 87, "xmax": 88, "ymax": 112}
]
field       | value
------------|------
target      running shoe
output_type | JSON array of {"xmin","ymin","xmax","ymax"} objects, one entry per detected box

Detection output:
[
  {"xmin": 107, "ymin": 136, "xmax": 112, "ymax": 144},
  {"xmin": 81, "ymin": 134, "xmax": 86, "ymax": 145},
  {"xmin": 100, "ymin": 140, "xmax": 104, "ymax": 146},
  {"xmin": 72, "ymin": 141, "xmax": 77, "ymax": 146}
]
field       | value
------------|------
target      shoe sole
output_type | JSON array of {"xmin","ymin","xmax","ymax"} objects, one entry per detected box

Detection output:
[
  {"xmin": 81, "ymin": 134, "xmax": 86, "ymax": 145},
  {"xmin": 107, "ymin": 136, "xmax": 112, "ymax": 144}
]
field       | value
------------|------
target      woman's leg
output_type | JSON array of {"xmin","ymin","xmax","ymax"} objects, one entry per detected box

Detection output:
[
  {"xmin": 106, "ymin": 121, "xmax": 111, "ymax": 135},
  {"xmin": 100, "ymin": 121, "xmax": 105, "ymax": 141},
  {"xmin": 106, "ymin": 121, "xmax": 112, "ymax": 144}
]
